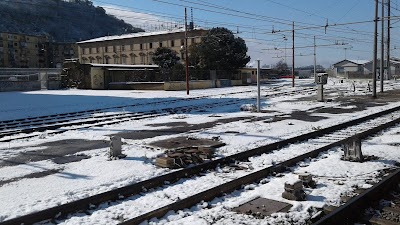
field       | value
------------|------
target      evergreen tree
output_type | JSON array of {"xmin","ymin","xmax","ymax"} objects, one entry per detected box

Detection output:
[
  {"xmin": 152, "ymin": 47, "xmax": 180, "ymax": 81},
  {"xmin": 190, "ymin": 27, "xmax": 250, "ymax": 71}
]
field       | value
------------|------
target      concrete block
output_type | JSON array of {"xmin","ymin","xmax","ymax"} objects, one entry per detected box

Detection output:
[
  {"xmin": 109, "ymin": 136, "xmax": 126, "ymax": 159},
  {"xmin": 342, "ymin": 136, "xmax": 363, "ymax": 162},
  {"xmin": 155, "ymin": 157, "xmax": 176, "ymax": 168}
]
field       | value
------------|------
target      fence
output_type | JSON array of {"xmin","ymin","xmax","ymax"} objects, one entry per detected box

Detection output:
[{"xmin": 0, "ymin": 68, "xmax": 62, "ymax": 91}]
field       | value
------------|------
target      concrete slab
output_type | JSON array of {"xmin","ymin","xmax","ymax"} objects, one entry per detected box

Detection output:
[{"xmin": 233, "ymin": 197, "xmax": 292, "ymax": 218}]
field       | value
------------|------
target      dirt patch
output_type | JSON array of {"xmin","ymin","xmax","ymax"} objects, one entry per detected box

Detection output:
[
  {"xmin": 288, "ymin": 111, "xmax": 328, "ymax": 122},
  {"xmin": 0, "ymin": 169, "xmax": 61, "ymax": 187},
  {"xmin": 150, "ymin": 136, "xmax": 224, "ymax": 149},
  {"xmin": 116, "ymin": 117, "xmax": 252, "ymax": 140},
  {"xmin": 0, "ymin": 139, "xmax": 108, "ymax": 167}
]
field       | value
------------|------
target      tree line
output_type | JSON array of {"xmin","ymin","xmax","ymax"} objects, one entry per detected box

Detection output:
[{"xmin": 0, "ymin": 0, "xmax": 143, "ymax": 42}]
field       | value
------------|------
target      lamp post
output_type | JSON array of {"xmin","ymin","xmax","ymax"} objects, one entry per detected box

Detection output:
[
  {"xmin": 257, "ymin": 59, "xmax": 261, "ymax": 112},
  {"xmin": 184, "ymin": 8, "xmax": 189, "ymax": 95}
]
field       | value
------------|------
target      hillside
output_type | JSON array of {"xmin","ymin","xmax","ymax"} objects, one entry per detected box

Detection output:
[{"xmin": 0, "ymin": 0, "xmax": 144, "ymax": 42}]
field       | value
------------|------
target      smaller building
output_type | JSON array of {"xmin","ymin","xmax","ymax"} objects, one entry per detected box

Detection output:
[{"xmin": 332, "ymin": 59, "xmax": 369, "ymax": 78}]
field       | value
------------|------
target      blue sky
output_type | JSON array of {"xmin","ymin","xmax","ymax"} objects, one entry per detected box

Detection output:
[{"xmin": 92, "ymin": 0, "xmax": 400, "ymax": 68}]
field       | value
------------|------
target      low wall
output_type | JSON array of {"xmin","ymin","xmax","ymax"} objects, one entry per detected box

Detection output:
[
  {"xmin": 48, "ymin": 81, "xmax": 61, "ymax": 90},
  {"xmin": 216, "ymin": 79, "xmax": 232, "ymax": 88},
  {"xmin": 164, "ymin": 80, "xmax": 215, "ymax": 91},
  {"xmin": 109, "ymin": 82, "xmax": 164, "ymax": 90},
  {"xmin": 0, "ymin": 81, "xmax": 41, "ymax": 92},
  {"xmin": 231, "ymin": 79, "xmax": 243, "ymax": 86}
]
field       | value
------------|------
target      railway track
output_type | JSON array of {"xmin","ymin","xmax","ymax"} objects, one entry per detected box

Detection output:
[
  {"xmin": 313, "ymin": 169, "xmax": 400, "ymax": 225},
  {"xmin": 0, "ymin": 87, "xmax": 314, "ymax": 142},
  {"xmin": 2, "ymin": 103, "xmax": 400, "ymax": 225}
]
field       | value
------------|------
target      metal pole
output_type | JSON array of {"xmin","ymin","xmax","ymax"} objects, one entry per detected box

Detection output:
[
  {"xmin": 373, "ymin": 0, "xmax": 378, "ymax": 98},
  {"xmin": 185, "ymin": 8, "xmax": 189, "ymax": 95},
  {"xmin": 292, "ymin": 21, "xmax": 295, "ymax": 87},
  {"xmin": 380, "ymin": 0, "xmax": 385, "ymax": 92},
  {"xmin": 314, "ymin": 36, "xmax": 316, "ymax": 79},
  {"xmin": 387, "ymin": 0, "xmax": 391, "ymax": 81},
  {"xmin": 257, "ymin": 59, "xmax": 261, "ymax": 112}
]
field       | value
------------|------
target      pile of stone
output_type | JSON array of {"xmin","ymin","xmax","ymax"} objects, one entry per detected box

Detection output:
[
  {"xmin": 155, "ymin": 146, "xmax": 215, "ymax": 168},
  {"xmin": 282, "ymin": 180, "xmax": 306, "ymax": 201},
  {"xmin": 282, "ymin": 173, "xmax": 316, "ymax": 201},
  {"xmin": 298, "ymin": 172, "xmax": 316, "ymax": 188}
]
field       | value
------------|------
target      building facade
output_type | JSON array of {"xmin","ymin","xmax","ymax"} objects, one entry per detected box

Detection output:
[
  {"xmin": 0, "ymin": 32, "xmax": 50, "ymax": 68},
  {"xmin": 0, "ymin": 32, "xmax": 78, "ymax": 68},
  {"xmin": 76, "ymin": 28, "xmax": 208, "ymax": 66},
  {"xmin": 49, "ymin": 42, "xmax": 78, "ymax": 68}
]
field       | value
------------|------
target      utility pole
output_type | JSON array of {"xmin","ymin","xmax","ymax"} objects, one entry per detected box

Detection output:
[
  {"xmin": 380, "ymin": 0, "xmax": 385, "ymax": 93},
  {"xmin": 314, "ymin": 36, "xmax": 317, "ymax": 79},
  {"xmin": 184, "ymin": 8, "xmax": 189, "ymax": 95},
  {"xmin": 387, "ymin": 0, "xmax": 391, "ymax": 81},
  {"xmin": 373, "ymin": 0, "xmax": 378, "ymax": 98},
  {"xmin": 292, "ymin": 21, "xmax": 295, "ymax": 87}
]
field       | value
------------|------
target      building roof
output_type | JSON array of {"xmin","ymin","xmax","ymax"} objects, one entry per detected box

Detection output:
[
  {"xmin": 86, "ymin": 63, "xmax": 159, "ymax": 68},
  {"xmin": 333, "ymin": 59, "xmax": 369, "ymax": 66},
  {"xmin": 77, "ymin": 28, "xmax": 206, "ymax": 44}
]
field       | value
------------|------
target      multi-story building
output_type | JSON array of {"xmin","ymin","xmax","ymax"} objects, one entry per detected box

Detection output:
[
  {"xmin": 76, "ymin": 28, "xmax": 208, "ymax": 65},
  {"xmin": 49, "ymin": 42, "xmax": 78, "ymax": 68},
  {"xmin": 0, "ymin": 32, "xmax": 78, "ymax": 68},
  {"xmin": 0, "ymin": 32, "xmax": 50, "ymax": 68}
]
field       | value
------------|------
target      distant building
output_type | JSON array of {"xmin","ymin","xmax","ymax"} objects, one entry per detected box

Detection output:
[
  {"xmin": 76, "ymin": 28, "xmax": 208, "ymax": 65},
  {"xmin": 332, "ymin": 59, "xmax": 369, "ymax": 77},
  {"xmin": 333, "ymin": 59, "xmax": 400, "ymax": 79},
  {"xmin": 48, "ymin": 42, "xmax": 78, "ymax": 68},
  {"xmin": 0, "ymin": 32, "xmax": 78, "ymax": 68},
  {"xmin": 0, "ymin": 32, "xmax": 49, "ymax": 68}
]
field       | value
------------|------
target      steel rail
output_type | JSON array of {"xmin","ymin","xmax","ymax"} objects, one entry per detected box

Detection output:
[
  {"xmin": 312, "ymin": 169, "xmax": 400, "ymax": 225},
  {"xmin": 120, "ymin": 111, "xmax": 400, "ymax": 225},
  {"xmin": 0, "ymin": 87, "xmax": 311, "ymax": 126},
  {"xmin": 0, "ymin": 88, "xmax": 313, "ymax": 142},
  {"xmin": 1, "ymin": 102, "xmax": 398, "ymax": 225}
]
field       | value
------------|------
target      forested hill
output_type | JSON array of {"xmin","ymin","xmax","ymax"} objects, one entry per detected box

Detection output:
[{"xmin": 0, "ymin": 0, "xmax": 144, "ymax": 42}]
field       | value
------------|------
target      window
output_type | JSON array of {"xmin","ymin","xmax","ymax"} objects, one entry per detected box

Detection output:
[
  {"xmin": 121, "ymin": 45, "xmax": 125, "ymax": 51},
  {"xmin": 171, "ymin": 40, "xmax": 175, "ymax": 47},
  {"xmin": 159, "ymin": 42, "xmax": 163, "ymax": 48},
  {"xmin": 140, "ymin": 55, "xmax": 145, "ymax": 64},
  {"xmin": 96, "ymin": 47, "xmax": 99, "ymax": 53},
  {"xmin": 105, "ymin": 57, "xmax": 109, "ymax": 64},
  {"xmin": 191, "ymin": 38, "xmax": 195, "ymax": 44},
  {"xmin": 90, "ymin": 58, "xmax": 94, "ymax": 63},
  {"xmin": 181, "ymin": 39, "xmax": 185, "ymax": 46},
  {"xmin": 105, "ymin": 46, "xmax": 109, "ymax": 53},
  {"xmin": 113, "ymin": 46, "xmax": 116, "ymax": 52},
  {"xmin": 14, "ymin": 43, "xmax": 17, "ymax": 46},
  {"xmin": 89, "ymin": 48, "xmax": 92, "ymax": 54},
  {"xmin": 149, "ymin": 43, "xmax": 153, "ymax": 49},
  {"xmin": 130, "ymin": 44, "xmax": 134, "ymax": 50},
  {"xmin": 140, "ymin": 43, "xmax": 143, "ymax": 50},
  {"xmin": 97, "ymin": 58, "xmax": 102, "ymax": 64}
]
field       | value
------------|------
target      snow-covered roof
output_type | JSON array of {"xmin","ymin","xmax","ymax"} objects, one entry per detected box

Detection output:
[
  {"xmin": 87, "ymin": 63, "xmax": 159, "ymax": 68},
  {"xmin": 77, "ymin": 28, "xmax": 206, "ymax": 44},
  {"xmin": 347, "ymin": 59, "xmax": 369, "ymax": 65},
  {"xmin": 333, "ymin": 59, "xmax": 369, "ymax": 66}
]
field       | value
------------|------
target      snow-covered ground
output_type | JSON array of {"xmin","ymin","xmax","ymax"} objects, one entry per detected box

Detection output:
[{"xmin": 0, "ymin": 78, "xmax": 399, "ymax": 224}]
